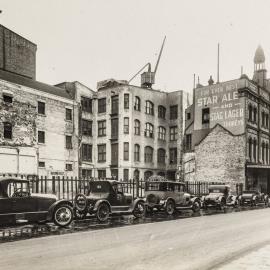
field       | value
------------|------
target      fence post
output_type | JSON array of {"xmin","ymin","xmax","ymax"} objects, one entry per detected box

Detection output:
[
  {"xmin": 36, "ymin": 177, "xmax": 39, "ymax": 193},
  {"xmin": 136, "ymin": 178, "xmax": 139, "ymax": 198},
  {"xmin": 44, "ymin": 176, "xmax": 47, "ymax": 193},
  {"xmin": 52, "ymin": 176, "xmax": 56, "ymax": 194}
]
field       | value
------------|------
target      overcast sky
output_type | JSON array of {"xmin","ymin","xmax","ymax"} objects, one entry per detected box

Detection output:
[{"xmin": 1, "ymin": 0, "xmax": 270, "ymax": 94}]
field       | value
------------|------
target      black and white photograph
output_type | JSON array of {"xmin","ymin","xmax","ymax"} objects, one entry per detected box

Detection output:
[{"xmin": 1, "ymin": 1, "xmax": 270, "ymax": 269}]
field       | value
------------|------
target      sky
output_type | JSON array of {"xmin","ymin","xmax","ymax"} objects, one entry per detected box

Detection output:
[{"xmin": 1, "ymin": 0, "xmax": 270, "ymax": 94}]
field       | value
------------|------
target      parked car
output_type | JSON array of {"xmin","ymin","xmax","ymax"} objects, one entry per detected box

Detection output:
[
  {"xmin": 202, "ymin": 185, "xmax": 239, "ymax": 210},
  {"xmin": 0, "ymin": 177, "xmax": 73, "ymax": 226},
  {"xmin": 144, "ymin": 180, "xmax": 201, "ymax": 215},
  {"xmin": 238, "ymin": 190, "xmax": 269, "ymax": 206},
  {"xmin": 73, "ymin": 180, "xmax": 145, "ymax": 222}
]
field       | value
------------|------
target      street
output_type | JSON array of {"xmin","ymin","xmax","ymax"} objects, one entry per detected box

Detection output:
[{"xmin": 1, "ymin": 208, "xmax": 270, "ymax": 270}]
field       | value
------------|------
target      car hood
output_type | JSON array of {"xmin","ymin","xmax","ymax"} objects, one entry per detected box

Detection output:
[
  {"xmin": 205, "ymin": 193, "xmax": 223, "ymax": 200},
  {"xmin": 31, "ymin": 193, "xmax": 57, "ymax": 200}
]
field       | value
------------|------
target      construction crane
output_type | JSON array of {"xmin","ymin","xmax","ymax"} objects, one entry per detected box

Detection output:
[{"xmin": 128, "ymin": 36, "xmax": 166, "ymax": 89}]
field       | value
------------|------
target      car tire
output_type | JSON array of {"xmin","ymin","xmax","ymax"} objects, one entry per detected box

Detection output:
[
  {"xmin": 192, "ymin": 200, "xmax": 201, "ymax": 212},
  {"xmin": 165, "ymin": 200, "xmax": 175, "ymax": 215},
  {"xmin": 133, "ymin": 201, "xmax": 145, "ymax": 218},
  {"xmin": 53, "ymin": 204, "xmax": 73, "ymax": 227},
  {"xmin": 96, "ymin": 203, "xmax": 110, "ymax": 222}
]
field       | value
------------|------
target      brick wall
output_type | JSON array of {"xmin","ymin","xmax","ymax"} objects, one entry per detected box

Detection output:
[{"xmin": 195, "ymin": 124, "xmax": 246, "ymax": 190}]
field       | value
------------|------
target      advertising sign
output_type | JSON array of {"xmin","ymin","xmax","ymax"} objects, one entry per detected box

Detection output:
[{"xmin": 194, "ymin": 79, "xmax": 245, "ymax": 135}]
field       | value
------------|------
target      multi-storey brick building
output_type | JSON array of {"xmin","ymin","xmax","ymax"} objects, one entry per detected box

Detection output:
[
  {"xmin": 58, "ymin": 79, "xmax": 188, "ymax": 180},
  {"xmin": 184, "ymin": 46, "xmax": 270, "ymax": 193}
]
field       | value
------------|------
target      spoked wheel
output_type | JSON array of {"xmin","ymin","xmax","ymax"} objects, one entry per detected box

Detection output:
[
  {"xmin": 192, "ymin": 201, "xmax": 201, "ymax": 212},
  {"xmin": 165, "ymin": 200, "xmax": 175, "ymax": 215},
  {"xmin": 133, "ymin": 201, "xmax": 145, "ymax": 218},
  {"xmin": 96, "ymin": 203, "xmax": 110, "ymax": 222},
  {"xmin": 53, "ymin": 204, "xmax": 73, "ymax": 227}
]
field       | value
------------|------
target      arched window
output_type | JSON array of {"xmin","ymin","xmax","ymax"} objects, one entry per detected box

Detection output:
[
  {"xmin": 134, "ymin": 144, "xmax": 140, "ymax": 162},
  {"xmin": 144, "ymin": 146, "xmax": 153, "ymax": 163},
  {"xmin": 145, "ymin": 122, "xmax": 154, "ymax": 138},
  {"xmin": 158, "ymin": 126, "xmax": 166, "ymax": 140},
  {"xmin": 134, "ymin": 96, "xmax": 141, "ymax": 111},
  {"xmin": 134, "ymin": 119, "xmax": 140, "ymax": 135},
  {"xmin": 262, "ymin": 141, "xmax": 265, "ymax": 163},
  {"xmin": 144, "ymin": 170, "xmax": 153, "ymax": 180},
  {"xmin": 248, "ymin": 104, "xmax": 252, "ymax": 122},
  {"xmin": 158, "ymin": 105, "xmax": 166, "ymax": 119},
  {"xmin": 248, "ymin": 137, "xmax": 252, "ymax": 161},
  {"xmin": 253, "ymin": 138, "xmax": 257, "ymax": 161},
  {"xmin": 157, "ymin": 148, "xmax": 166, "ymax": 164},
  {"xmin": 145, "ymin": 100, "xmax": 154, "ymax": 115}
]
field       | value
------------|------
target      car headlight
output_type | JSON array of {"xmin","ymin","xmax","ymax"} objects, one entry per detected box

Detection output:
[{"xmin": 159, "ymin": 199, "xmax": 166, "ymax": 204}]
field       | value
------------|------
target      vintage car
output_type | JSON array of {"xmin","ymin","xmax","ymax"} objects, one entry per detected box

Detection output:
[
  {"xmin": 144, "ymin": 180, "xmax": 201, "ymax": 215},
  {"xmin": 73, "ymin": 180, "xmax": 145, "ymax": 222},
  {"xmin": 202, "ymin": 185, "xmax": 239, "ymax": 209},
  {"xmin": 238, "ymin": 190, "xmax": 269, "ymax": 206},
  {"xmin": 0, "ymin": 177, "xmax": 73, "ymax": 227}
]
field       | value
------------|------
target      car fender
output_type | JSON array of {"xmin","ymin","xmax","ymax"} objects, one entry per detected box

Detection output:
[
  {"xmin": 190, "ymin": 197, "xmax": 200, "ymax": 204},
  {"xmin": 47, "ymin": 199, "xmax": 73, "ymax": 221},
  {"xmin": 130, "ymin": 198, "xmax": 145, "ymax": 211},
  {"xmin": 162, "ymin": 197, "xmax": 175, "ymax": 207},
  {"xmin": 93, "ymin": 200, "xmax": 111, "ymax": 212}
]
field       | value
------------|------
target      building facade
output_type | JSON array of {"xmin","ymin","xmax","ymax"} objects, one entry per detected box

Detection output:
[{"xmin": 184, "ymin": 46, "xmax": 270, "ymax": 193}]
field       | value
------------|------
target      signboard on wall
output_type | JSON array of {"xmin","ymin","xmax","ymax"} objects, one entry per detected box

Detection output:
[{"xmin": 194, "ymin": 79, "xmax": 245, "ymax": 135}]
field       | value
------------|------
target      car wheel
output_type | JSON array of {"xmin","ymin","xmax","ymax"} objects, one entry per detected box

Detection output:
[
  {"xmin": 96, "ymin": 203, "xmax": 110, "ymax": 222},
  {"xmin": 133, "ymin": 201, "xmax": 145, "ymax": 218},
  {"xmin": 53, "ymin": 204, "xmax": 73, "ymax": 227},
  {"xmin": 192, "ymin": 201, "xmax": 201, "ymax": 212},
  {"xmin": 165, "ymin": 200, "xmax": 175, "ymax": 215},
  {"xmin": 74, "ymin": 208, "xmax": 87, "ymax": 220}
]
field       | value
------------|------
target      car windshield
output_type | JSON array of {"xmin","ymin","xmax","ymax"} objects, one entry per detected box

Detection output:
[
  {"xmin": 145, "ymin": 182, "xmax": 168, "ymax": 191},
  {"xmin": 209, "ymin": 188, "xmax": 225, "ymax": 193},
  {"xmin": 89, "ymin": 182, "xmax": 110, "ymax": 193}
]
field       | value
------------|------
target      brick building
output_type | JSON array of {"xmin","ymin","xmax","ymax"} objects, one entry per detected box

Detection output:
[
  {"xmin": 58, "ymin": 79, "xmax": 188, "ymax": 180},
  {"xmin": 184, "ymin": 46, "xmax": 270, "ymax": 193}
]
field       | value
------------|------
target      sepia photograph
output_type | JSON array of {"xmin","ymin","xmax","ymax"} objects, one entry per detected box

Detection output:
[{"xmin": 0, "ymin": 1, "xmax": 270, "ymax": 269}]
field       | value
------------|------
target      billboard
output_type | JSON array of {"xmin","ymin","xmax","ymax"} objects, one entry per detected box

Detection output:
[{"xmin": 194, "ymin": 79, "xmax": 245, "ymax": 135}]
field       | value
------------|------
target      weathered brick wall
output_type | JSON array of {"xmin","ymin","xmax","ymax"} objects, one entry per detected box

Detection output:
[
  {"xmin": 195, "ymin": 125, "xmax": 246, "ymax": 189},
  {"xmin": 0, "ymin": 25, "xmax": 37, "ymax": 79}
]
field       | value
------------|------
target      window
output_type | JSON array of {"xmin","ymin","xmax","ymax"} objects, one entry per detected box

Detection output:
[
  {"xmin": 158, "ymin": 126, "xmax": 166, "ymax": 140},
  {"xmin": 3, "ymin": 94, "xmax": 13, "ymax": 103},
  {"xmin": 124, "ymin": 94, "xmax": 129, "ymax": 109},
  {"xmin": 248, "ymin": 104, "xmax": 252, "ymax": 122},
  {"xmin": 169, "ymin": 148, "xmax": 177, "ymax": 164},
  {"xmin": 186, "ymin": 134, "xmax": 192, "ymax": 150},
  {"xmin": 98, "ymin": 120, "xmax": 106, "ymax": 137},
  {"xmin": 111, "ymin": 143, "xmax": 118, "ymax": 165},
  {"xmin": 82, "ymin": 169, "xmax": 92, "ymax": 179},
  {"xmin": 111, "ymin": 95, "xmax": 119, "ymax": 114},
  {"xmin": 145, "ymin": 100, "xmax": 154, "ymax": 115},
  {"xmin": 98, "ymin": 144, "xmax": 106, "ymax": 162},
  {"xmin": 98, "ymin": 98, "xmax": 106, "ymax": 113},
  {"xmin": 123, "ymin": 142, "xmax": 129, "ymax": 161},
  {"xmin": 66, "ymin": 135, "xmax": 72, "ymax": 149},
  {"xmin": 38, "ymin": 131, "xmax": 45, "ymax": 144},
  {"xmin": 82, "ymin": 119, "xmax": 92, "ymax": 136},
  {"xmin": 262, "ymin": 142, "xmax": 265, "ymax": 163},
  {"xmin": 81, "ymin": 144, "xmax": 92, "ymax": 161},
  {"xmin": 170, "ymin": 105, "xmax": 178, "ymax": 120},
  {"xmin": 134, "ymin": 96, "xmax": 141, "ymax": 111},
  {"xmin": 123, "ymin": 169, "xmax": 129, "ymax": 181},
  {"xmin": 111, "ymin": 118, "xmax": 118, "ymax": 138},
  {"xmin": 266, "ymin": 114, "xmax": 269, "ymax": 128},
  {"xmin": 145, "ymin": 122, "xmax": 154, "ymax": 138},
  {"xmin": 98, "ymin": 170, "xmax": 106, "ymax": 179},
  {"xmin": 145, "ymin": 146, "xmax": 153, "ymax": 163},
  {"xmin": 81, "ymin": 97, "xmax": 92, "ymax": 113},
  {"xmin": 254, "ymin": 107, "xmax": 257, "ymax": 122},
  {"xmin": 158, "ymin": 105, "xmax": 166, "ymax": 119},
  {"xmin": 66, "ymin": 163, "xmax": 73, "ymax": 171},
  {"xmin": 248, "ymin": 137, "xmax": 252, "ymax": 160},
  {"xmin": 3, "ymin": 122, "xmax": 12, "ymax": 139},
  {"xmin": 253, "ymin": 139, "xmax": 257, "ymax": 161},
  {"xmin": 38, "ymin": 161, "xmax": 45, "ymax": 168},
  {"xmin": 124, "ymin": 117, "xmax": 129, "ymax": 134},
  {"xmin": 66, "ymin": 108, "xmax": 72, "ymax": 121},
  {"xmin": 134, "ymin": 120, "xmax": 140, "ymax": 135},
  {"xmin": 134, "ymin": 144, "xmax": 140, "ymax": 162},
  {"xmin": 38, "ymin": 101, "xmax": 45, "ymax": 115},
  {"xmin": 157, "ymin": 148, "xmax": 166, "ymax": 164},
  {"xmin": 266, "ymin": 143, "xmax": 269, "ymax": 164},
  {"xmin": 170, "ymin": 126, "xmax": 177, "ymax": 141},
  {"xmin": 187, "ymin": 112, "xmax": 191, "ymax": 120},
  {"xmin": 202, "ymin": 108, "xmax": 210, "ymax": 125}
]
